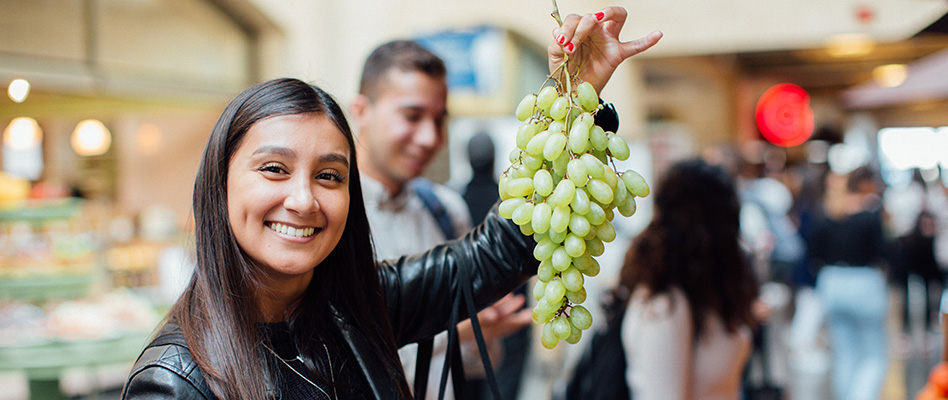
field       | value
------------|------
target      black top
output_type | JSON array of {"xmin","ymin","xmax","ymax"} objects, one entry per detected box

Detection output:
[
  {"xmin": 262, "ymin": 322, "xmax": 371, "ymax": 399},
  {"xmin": 809, "ymin": 210, "xmax": 885, "ymax": 268}
]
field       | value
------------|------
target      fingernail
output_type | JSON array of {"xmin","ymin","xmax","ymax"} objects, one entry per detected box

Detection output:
[
  {"xmin": 595, "ymin": 11, "xmax": 605, "ymax": 20},
  {"xmin": 566, "ymin": 42, "xmax": 574, "ymax": 51},
  {"xmin": 557, "ymin": 35, "xmax": 566, "ymax": 45}
]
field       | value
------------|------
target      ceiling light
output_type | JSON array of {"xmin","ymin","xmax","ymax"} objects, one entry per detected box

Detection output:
[
  {"xmin": 872, "ymin": 64, "xmax": 908, "ymax": 88},
  {"xmin": 824, "ymin": 33, "xmax": 875, "ymax": 58},
  {"xmin": 71, "ymin": 119, "xmax": 112, "ymax": 156},
  {"xmin": 7, "ymin": 79, "xmax": 30, "ymax": 103}
]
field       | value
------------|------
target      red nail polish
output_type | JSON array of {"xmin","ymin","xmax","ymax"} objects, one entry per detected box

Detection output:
[
  {"xmin": 595, "ymin": 11, "xmax": 605, "ymax": 20},
  {"xmin": 566, "ymin": 42, "xmax": 574, "ymax": 51},
  {"xmin": 557, "ymin": 35, "xmax": 566, "ymax": 45}
]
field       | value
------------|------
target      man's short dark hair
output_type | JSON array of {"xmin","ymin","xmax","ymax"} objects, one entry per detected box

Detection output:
[{"xmin": 358, "ymin": 40, "xmax": 447, "ymax": 100}]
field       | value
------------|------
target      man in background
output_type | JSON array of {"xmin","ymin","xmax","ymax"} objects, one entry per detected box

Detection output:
[{"xmin": 349, "ymin": 39, "xmax": 531, "ymax": 400}]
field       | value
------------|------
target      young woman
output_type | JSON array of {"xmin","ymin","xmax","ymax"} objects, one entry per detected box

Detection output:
[
  {"xmin": 121, "ymin": 7, "xmax": 662, "ymax": 400},
  {"xmin": 618, "ymin": 159, "xmax": 759, "ymax": 400}
]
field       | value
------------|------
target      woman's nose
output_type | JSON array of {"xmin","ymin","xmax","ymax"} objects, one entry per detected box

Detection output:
[{"xmin": 284, "ymin": 181, "xmax": 319, "ymax": 215}]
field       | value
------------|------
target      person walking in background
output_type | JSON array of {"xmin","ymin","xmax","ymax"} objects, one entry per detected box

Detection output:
[
  {"xmin": 809, "ymin": 165, "xmax": 888, "ymax": 400},
  {"xmin": 463, "ymin": 131, "xmax": 499, "ymax": 225},
  {"xmin": 617, "ymin": 158, "xmax": 760, "ymax": 400},
  {"xmin": 348, "ymin": 39, "xmax": 532, "ymax": 399}
]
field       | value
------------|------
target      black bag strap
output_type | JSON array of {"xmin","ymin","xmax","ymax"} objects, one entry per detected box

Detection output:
[
  {"xmin": 412, "ymin": 178, "xmax": 457, "ymax": 240},
  {"xmin": 411, "ymin": 178, "xmax": 501, "ymax": 399}
]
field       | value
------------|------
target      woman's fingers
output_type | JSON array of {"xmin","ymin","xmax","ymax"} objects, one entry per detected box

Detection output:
[
  {"xmin": 620, "ymin": 30, "xmax": 663, "ymax": 59},
  {"xmin": 598, "ymin": 6, "xmax": 628, "ymax": 38}
]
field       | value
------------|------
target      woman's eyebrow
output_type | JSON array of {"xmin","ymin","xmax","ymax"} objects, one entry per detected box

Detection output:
[
  {"xmin": 321, "ymin": 153, "xmax": 349, "ymax": 168},
  {"xmin": 251, "ymin": 146, "xmax": 295, "ymax": 158}
]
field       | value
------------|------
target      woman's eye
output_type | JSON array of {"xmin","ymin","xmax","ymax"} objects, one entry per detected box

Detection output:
[
  {"xmin": 259, "ymin": 164, "xmax": 286, "ymax": 174},
  {"xmin": 317, "ymin": 171, "xmax": 346, "ymax": 182}
]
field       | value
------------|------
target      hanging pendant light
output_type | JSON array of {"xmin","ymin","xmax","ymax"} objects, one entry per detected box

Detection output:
[{"xmin": 71, "ymin": 119, "xmax": 112, "ymax": 156}]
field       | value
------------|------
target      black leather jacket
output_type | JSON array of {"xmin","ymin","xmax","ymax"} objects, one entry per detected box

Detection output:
[{"xmin": 122, "ymin": 209, "xmax": 538, "ymax": 399}]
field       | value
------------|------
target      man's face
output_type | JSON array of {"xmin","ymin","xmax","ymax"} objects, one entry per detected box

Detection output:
[{"xmin": 355, "ymin": 69, "xmax": 448, "ymax": 188}]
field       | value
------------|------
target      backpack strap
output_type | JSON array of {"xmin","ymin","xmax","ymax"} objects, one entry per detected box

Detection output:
[{"xmin": 412, "ymin": 178, "xmax": 458, "ymax": 240}]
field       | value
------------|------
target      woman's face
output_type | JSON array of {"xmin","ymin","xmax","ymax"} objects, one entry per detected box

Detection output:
[{"xmin": 227, "ymin": 113, "xmax": 350, "ymax": 286}]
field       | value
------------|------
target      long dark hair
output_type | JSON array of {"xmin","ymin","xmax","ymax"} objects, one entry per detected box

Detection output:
[
  {"xmin": 167, "ymin": 78, "xmax": 409, "ymax": 399},
  {"xmin": 619, "ymin": 158, "xmax": 758, "ymax": 340}
]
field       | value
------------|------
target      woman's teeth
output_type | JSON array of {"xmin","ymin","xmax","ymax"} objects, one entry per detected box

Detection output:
[{"xmin": 268, "ymin": 223, "xmax": 316, "ymax": 238}]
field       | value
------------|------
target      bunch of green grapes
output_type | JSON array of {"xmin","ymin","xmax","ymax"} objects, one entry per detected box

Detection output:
[{"xmin": 498, "ymin": 75, "xmax": 650, "ymax": 349}]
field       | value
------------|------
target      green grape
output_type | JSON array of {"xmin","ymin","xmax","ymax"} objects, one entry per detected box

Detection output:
[
  {"xmin": 581, "ymin": 257, "xmax": 600, "ymax": 277},
  {"xmin": 499, "ymin": 197, "xmax": 525, "ymax": 219},
  {"xmin": 551, "ymin": 246, "xmax": 572, "ymax": 271},
  {"xmin": 532, "ymin": 307, "xmax": 554, "ymax": 325},
  {"xmin": 586, "ymin": 237, "xmax": 605, "ymax": 257},
  {"xmin": 589, "ymin": 125, "xmax": 608, "ymax": 151},
  {"xmin": 570, "ymin": 305, "xmax": 593, "ymax": 330},
  {"xmin": 534, "ymin": 298, "xmax": 558, "ymax": 319},
  {"xmin": 533, "ymin": 237, "xmax": 556, "ymax": 261},
  {"xmin": 550, "ymin": 96, "xmax": 569, "ymax": 120},
  {"xmin": 548, "ymin": 180, "xmax": 575, "ymax": 208},
  {"xmin": 543, "ymin": 132, "xmax": 567, "ymax": 161},
  {"xmin": 561, "ymin": 266, "xmax": 584, "ymax": 292},
  {"xmin": 566, "ymin": 159, "xmax": 588, "ymax": 188},
  {"xmin": 498, "ymin": 174, "xmax": 511, "ymax": 200},
  {"xmin": 572, "ymin": 252, "xmax": 590, "ymax": 270},
  {"xmin": 576, "ymin": 81, "xmax": 599, "ymax": 112},
  {"xmin": 587, "ymin": 178, "xmax": 614, "ymax": 205},
  {"xmin": 602, "ymin": 169, "xmax": 618, "ymax": 191},
  {"xmin": 541, "ymin": 321, "xmax": 559, "ymax": 349},
  {"xmin": 548, "ymin": 120, "xmax": 566, "ymax": 136},
  {"xmin": 534, "ymin": 169, "xmax": 554, "ymax": 197},
  {"xmin": 516, "ymin": 122, "xmax": 540, "ymax": 150},
  {"xmin": 586, "ymin": 202, "xmax": 606, "ymax": 225},
  {"xmin": 568, "ymin": 121, "xmax": 590, "ymax": 153},
  {"xmin": 550, "ymin": 205, "xmax": 570, "ymax": 233},
  {"xmin": 506, "ymin": 177, "xmax": 534, "ymax": 198},
  {"xmin": 604, "ymin": 207, "xmax": 615, "ymax": 222},
  {"xmin": 533, "ymin": 280, "xmax": 547, "ymax": 301},
  {"xmin": 568, "ymin": 214, "xmax": 591, "ymax": 238},
  {"xmin": 526, "ymin": 130, "xmax": 551, "ymax": 157},
  {"xmin": 584, "ymin": 226, "xmax": 598, "ymax": 241},
  {"xmin": 552, "ymin": 153, "xmax": 570, "ymax": 178},
  {"xmin": 537, "ymin": 259, "xmax": 554, "ymax": 281},
  {"xmin": 596, "ymin": 222, "xmax": 617, "ymax": 243},
  {"xmin": 565, "ymin": 322, "xmax": 583, "ymax": 344},
  {"xmin": 516, "ymin": 94, "xmax": 536, "ymax": 121},
  {"xmin": 544, "ymin": 278, "xmax": 566, "ymax": 302},
  {"xmin": 522, "ymin": 153, "xmax": 544, "ymax": 171},
  {"xmin": 571, "ymin": 189, "xmax": 591, "ymax": 215},
  {"xmin": 531, "ymin": 202, "xmax": 553, "ymax": 234},
  {"xmin": 618, "ymin": 196, "xmax": 637, "ymax": 217},
  {"xmin": 621, "ymin": 169, "xmax": 650, "ymax": 197},
  {"xmin": 566, "ymin": 287, "xmax": 587, "ymax": 304},
  {"xmin": 607, "ymin": 134, "xmax": 630, "ymax": 161},
  {"xmin": 536, "ymin": 86, "xmax": 558, "ymax": 111},
  {"xmin": 613, "ymin": 178, "xmax": 629, "ymax": 207},
  {"xmin": 580, "ymin": 154, "xmax": 605, "ymax": 179},
  {"xmin": 552, "ymin": 316, "xmax": 572, "ymax": 340},
  {"xmin": 509, "ymin": 148, "xmax": 522, "ymax": 164},
  {"xmin": 548, "ymin": 227, "xmax": 567, "ymax": 244},
  {"xmin": 519, "ymin": 223, "xmax": 534, "ymax": 236},
  {"xmin": 512, "ymin": 202, "xmax": 534, "ymax": 226},
  {"xmin": 564, "ymin": 233, "xmax": 586, "ymax": 258},
  {"xmin": 575, "ymin": 112, "xmax": 594, "ymax": 129}
]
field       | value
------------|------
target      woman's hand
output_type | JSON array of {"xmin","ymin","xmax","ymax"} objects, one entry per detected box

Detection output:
[{"xmin": 548, "ymin": 6, "xmax": 662, "ymax": 94}]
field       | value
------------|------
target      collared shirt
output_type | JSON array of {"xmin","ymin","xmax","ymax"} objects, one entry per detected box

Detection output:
[{"xmin": 360, "ymin": 175, "xmax": 472, "ymax": 261}]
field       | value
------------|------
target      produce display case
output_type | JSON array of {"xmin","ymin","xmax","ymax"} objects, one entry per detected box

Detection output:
[{"xmin": 0, "ymin": 198, "xmax": 160, "ymax": 399}]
